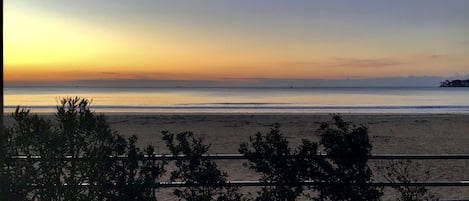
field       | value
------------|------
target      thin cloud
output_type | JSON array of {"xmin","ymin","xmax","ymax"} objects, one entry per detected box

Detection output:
[
  {"xmin": 414, "ymin": 54, "xmax": 446, "ymax": 60},
  {"xmin": 96, "ymin": 71, "xmax": 199, "ymax": 80},
  {"xmin": 274, "ymin": 61, "xmax": 321, "ymax": 67},
  {"xmin": 331, "ymin": 57, "xmax": 406, "ymax": 68},
  {"xmin": 425, "ymin": 54, "xmax": 445, "ymax": 59},
  {"xmin": 99, "ymin": 72, "xmax": 123, "ymax": 75},
  {"xmin": 276, "ymin": 58, "xmax": 406, "ymax": 69}
]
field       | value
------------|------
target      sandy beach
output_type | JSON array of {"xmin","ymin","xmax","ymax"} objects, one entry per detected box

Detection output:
[
  {"xmin": 4, "ymin": 113, "xmax": 469, "ymax": 199},
  {"xmin": 94, "ymin": 113, "xmax": 469, "ymax": 154},
  {"xmin": 107, "ymin": 113, "xmax": 469, "ymax": 200}
]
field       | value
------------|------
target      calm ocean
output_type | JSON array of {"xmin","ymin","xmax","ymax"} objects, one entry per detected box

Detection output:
[{"xmin": 4, "ymin": 87, "xmax": 469, "ymax": 114}]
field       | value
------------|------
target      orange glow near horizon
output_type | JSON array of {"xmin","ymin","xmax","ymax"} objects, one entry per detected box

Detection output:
[{"xmin": 4, "ymin": 1, "xmax": 469, "ymax": 83}]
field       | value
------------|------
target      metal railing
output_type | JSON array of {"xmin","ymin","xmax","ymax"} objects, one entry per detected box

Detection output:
[
  {"xmin": 9, "ymin": 153, "xmax": 469, "ymax": 187},
  {"xmin": 10, "ymin": 153, "xmax": 469, "ymax": 160}
]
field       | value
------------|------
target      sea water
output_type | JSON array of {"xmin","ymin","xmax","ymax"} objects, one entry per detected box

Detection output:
[{"xmin": 4, "ymin": 87, "xmax": 469, "ymax": 113}]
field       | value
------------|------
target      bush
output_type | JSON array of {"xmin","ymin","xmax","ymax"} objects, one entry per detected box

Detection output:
[
  {"xmin": 1, "ymin": 100, "xmax": 392, "ymax": 201},
  {"xmin": 314, "ymin": 114, "xmax": 382, "ymax": 201},
  {"xmin": 101, "ymin": 135, "xmax": 166, "ymax": 201},
  {"xmin": 163, "ymin": 131, "xmax": 243, "ymax": 201},
  {"xmin": 239, "ymin": 124, "xmax": 323, "ymax": 201},
  {"xmin": 0, "ymin": 97, "xmax": 165, "ymax": 201},
  {"xmin": 240, "ymin": 115, "xmax": 382, "ymax": 201},
  {"xmin": 379, "ymin": 160, "xmax": 436, "ymax": 201}
]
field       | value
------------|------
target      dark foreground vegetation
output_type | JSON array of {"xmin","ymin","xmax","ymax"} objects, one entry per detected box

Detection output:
[{"xmin": 1, "ymin": 98, "xmax": 436, "ymax": 201}]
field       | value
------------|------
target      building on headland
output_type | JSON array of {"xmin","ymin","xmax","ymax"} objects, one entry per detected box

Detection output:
[{"xmin": 440, "ymin": 79, "xmax": 469, "ymax": 87}]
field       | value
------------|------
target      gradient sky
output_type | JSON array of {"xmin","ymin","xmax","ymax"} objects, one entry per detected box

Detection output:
[{"xmin": 4, "ymin": 0, "xmax": 469, "ymax": 82}]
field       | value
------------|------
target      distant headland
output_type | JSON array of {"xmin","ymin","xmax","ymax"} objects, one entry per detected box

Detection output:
[{"xmin": 440, "ymin": 79, "xmax": 469, "ymax": 87}]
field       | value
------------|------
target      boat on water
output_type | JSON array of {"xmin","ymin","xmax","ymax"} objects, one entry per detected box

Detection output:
[{"xmin": 440, "ymin": 79, "xmax": 469, "ymax": 87}]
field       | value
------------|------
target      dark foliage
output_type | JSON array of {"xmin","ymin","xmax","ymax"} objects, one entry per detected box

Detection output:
[
  {"xmin": 1, "ymin": 100, "xmax": 392, "ymax": 201},
  {"xmin": 0, "ymin": 97, "xmax": 165, "ymax": 201},
  {"xmin": 314, "ymin": 114, "xmax": 382, "ymax": 201},
  {"xmin": 101, "ymin": 136, "xmax": 165, "ymax": 201},
  {"xmin": 239, "ymin": 115, "xmax": 382, "ymax": 201},
  {"xmin": 239, "ymin": 124, "xmax": 323, "ymax": 201},
  {"xmin": 379, "ymin": 160, "xmax": 436, "ymax": 201},
  {"xmin": 162, "ymin": 131, "xmax": 243, "ymax": 201}
]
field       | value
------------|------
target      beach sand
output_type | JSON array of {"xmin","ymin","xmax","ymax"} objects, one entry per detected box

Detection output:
[
  {"xmin": 4, "ymin": 113, "xmax": 469, "ymax": 200},
  {"xmin": 104, "ymin": 114, "xmax": 469, "ymax": 154},
  {"xmin": 102, "ymin": 113, "xmax": 469, "ymax": 200}
]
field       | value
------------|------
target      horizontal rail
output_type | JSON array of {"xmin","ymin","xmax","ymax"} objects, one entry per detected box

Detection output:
[
  {"xmin": 9, "ymin": 153, "xmax": 469, "ymax": 160},
  {"xmin": 154, "ymin": 181, "xmax": 469, "ymax": 188},
  {"xmin": 11, "ymin": 153, "xmax": 469, "ymax": 189},
  {"xmin": 28, "ymin": 181, "xmax": 469, "ymax": 188}
]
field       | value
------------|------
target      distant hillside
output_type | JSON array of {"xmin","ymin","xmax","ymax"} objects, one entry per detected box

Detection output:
[{"xmin": 6, "ymin": 76, "xmax": 469, "ymax": 88}]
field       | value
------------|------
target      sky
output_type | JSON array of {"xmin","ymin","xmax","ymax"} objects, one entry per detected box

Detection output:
[{"xmin": 4, "ymin": 0, "xmax": 469, "ymax": 84}]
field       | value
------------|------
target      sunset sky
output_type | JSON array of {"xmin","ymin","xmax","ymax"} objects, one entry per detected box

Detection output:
[{"xmin": 4, "ymin": 0, "xmax": 469, "ymax": 83}]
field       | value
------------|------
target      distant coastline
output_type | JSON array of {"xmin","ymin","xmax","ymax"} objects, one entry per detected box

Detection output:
[
  {"xmin": 6, "ymin": 75, "xmax": 469, "ymax": 88},
  {"xmin": 440, "ymin": 79, "xmax": 469, "ymax": 87}
]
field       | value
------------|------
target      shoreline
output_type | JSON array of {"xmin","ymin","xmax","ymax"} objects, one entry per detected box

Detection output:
[{"xmin": 4, "ymin": 111, "xmax": 469, "ymax": 116}]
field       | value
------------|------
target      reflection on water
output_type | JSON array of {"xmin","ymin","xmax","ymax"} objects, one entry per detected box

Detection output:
[{"xmin": 4, "ymin": 87, "xmax": 469, "ymax": 113}]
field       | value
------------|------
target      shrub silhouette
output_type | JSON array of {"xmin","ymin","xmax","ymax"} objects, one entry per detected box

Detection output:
[
  {"xmin": 239, "ymin": 123, "xmax": 323, "ymax": 201},
  {"xmin": 0, "ymin": 124, "xmax": 8, "ymax": 200},
  {"xmin": 3, "ymin": 107, "xmax": 63, "ymax": 200},
  {"xmin": 1, "ymin": 100, "xmax": 399, "ymax": 201},
  {"xmin": 102, "ymin": 135, "xmax": 165, "ymax": 200},
  {"xmin": 162, "ymin": 131, "xmax": 243, "ymax": 201},
  {"xmin": 379, "ymin": 160, "xmax": 436, "ymax": 201},
  {"xmin": 0, "ymin": 97, "xmax": 165, "ymax": 201},
  {"xmin": 240, "ymin": 115, "xmax": 382, "ymax": 201},
  {"xmin": 314, "ymin": 114, "xmax": 382, "ymax": 201}
]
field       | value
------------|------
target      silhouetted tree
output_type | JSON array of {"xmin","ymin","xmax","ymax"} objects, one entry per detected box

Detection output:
[
  {"xmin": 1, "ymin": 97, "xmax": 165, "ymax": 201},
  {"xmin": 102, "ymin": 136, "xmax": 165, "ymax": 201},
  {"xmin": 379, "ymin": 160, "xmax": 436, "ymax": 201},
  {"xmin": 239, "ymin": 124, "xmax": 323, "ymax": 201},
  {"xmin": 2, "ymin": 107, "xmax": 62, "ymax": 200},
  {"xmin": 163, "ymin": 131, "xmax": 243, "ymax": 201},
  {"xmin": 314, "ymin": 114, "xmax": 382, "ymax": 201}
]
